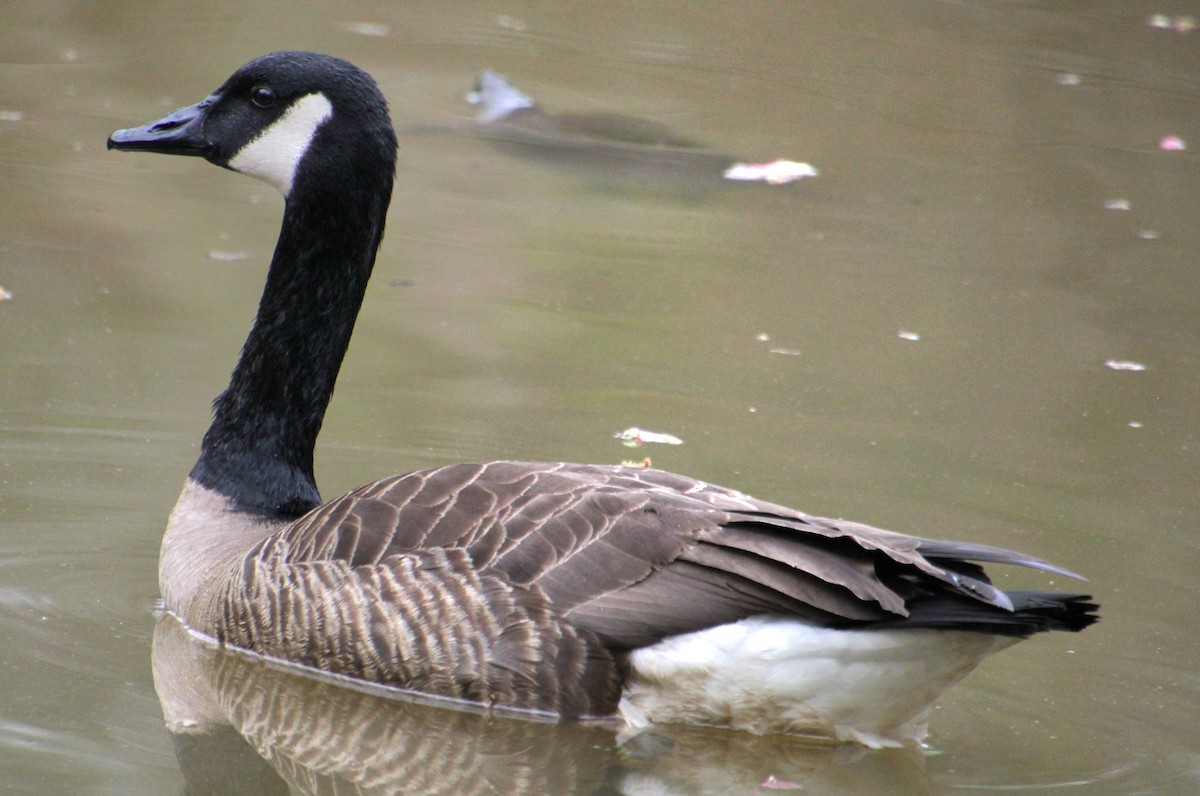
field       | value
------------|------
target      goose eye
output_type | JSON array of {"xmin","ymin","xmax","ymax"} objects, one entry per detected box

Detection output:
[{"xmin": 250, "ymin": 85, "xmax": 276, "ymax": 108}]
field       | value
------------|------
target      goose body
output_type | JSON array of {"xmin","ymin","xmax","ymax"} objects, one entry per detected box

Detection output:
[{"xmin": 110, "ymin": 52, "xmax": 1097, "ymax": 747}]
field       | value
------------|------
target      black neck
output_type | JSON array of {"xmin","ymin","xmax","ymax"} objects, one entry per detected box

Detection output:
[{"xmin": 190, "ymin": 171, "xmax": 391, "ymax": 518}]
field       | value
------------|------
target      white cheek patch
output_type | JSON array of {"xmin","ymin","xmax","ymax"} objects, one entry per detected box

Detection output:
[{"xmin": 228, "ymin": 92, "xmax": 334, "ymax": 197}]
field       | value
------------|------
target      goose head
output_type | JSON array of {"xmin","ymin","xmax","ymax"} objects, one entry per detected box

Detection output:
[
  {"xmin": 108, "ymin": 52, "xmax": 398, "ymax": 520},
  {"xmin": 108, "ymin": 51, "xmax": 397, "ymax": 199}
]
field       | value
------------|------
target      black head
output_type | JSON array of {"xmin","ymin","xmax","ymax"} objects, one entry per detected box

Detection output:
[{"xmin": 108, "ymin": 51, "xmax": 397, "ymax": 198}]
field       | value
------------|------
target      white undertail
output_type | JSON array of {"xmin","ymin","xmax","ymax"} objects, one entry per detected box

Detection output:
[{"xmin": 620, "ymin": 615, "xmax": 1017, "ymax": 747}]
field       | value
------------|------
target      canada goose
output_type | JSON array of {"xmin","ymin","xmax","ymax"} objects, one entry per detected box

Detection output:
[
  {"xmin": 109, "ymin": 52, "xmax": 1097, "ymax": 748},
  {"xmin": 468, "ymin": 68, "xmax": 703, "ymax": 146},
  {"xmin": 464, "ymin": 69, "xmax": 818, "ymax": 185}
]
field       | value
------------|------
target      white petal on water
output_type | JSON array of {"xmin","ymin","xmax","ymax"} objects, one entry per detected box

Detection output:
[
  {"xmin": 341, "ymin": 21, "xmax": 390, "ymax": 37},
  {"xmin": 761, "ymin": 775, "xmax": 804, "ymax": 790},
  {"xmin": 613, "ymin": 427, "xmax": 684, "ymax": 447},
  {"xmin": 495, "ymin": 14, "xmax": 528, "ymax": 31},
  {"xmin": 897, "ymin": 330, "xmax": 921, "ymax": 341},
  {"xmin": 1148, "ymin": 14, "xmax": 1196, "ymax": 33},
  {"xmin": 208, "ymin": 250, "xmax": 249, "ymax": 262},
  {"xmin": 1104, "ymin": 360, "xmax": 1146, "ymax": 371},
  {"xmin": 723, "ymin": 160, "xmax": 818, "ymax": 185}
]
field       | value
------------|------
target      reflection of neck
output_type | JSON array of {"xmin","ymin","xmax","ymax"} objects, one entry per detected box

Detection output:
[{"xmin": 151, "ymin": 613, "xmax": 290, "ymax": 793}]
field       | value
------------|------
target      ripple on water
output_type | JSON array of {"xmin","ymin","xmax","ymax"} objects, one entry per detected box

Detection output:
[{"xmin": 0, "ymin": 546, "xmax": 158, "ymax": 674}]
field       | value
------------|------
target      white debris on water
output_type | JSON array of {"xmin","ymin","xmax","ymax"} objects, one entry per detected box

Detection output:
[
  {"xmin": 723, "ymin": 160, "xmax": 818, "ymax": 185},
  {"xmin": 1147, "ymin": 14, "xmax": 1196, "ymax": 33},
  {"xmin": 341, "ymin": 21, "xmax": 390, "ymax": 37},
  {"xmin": 614, "ymin": 427, "xmax": 684, "ymax": 447}
]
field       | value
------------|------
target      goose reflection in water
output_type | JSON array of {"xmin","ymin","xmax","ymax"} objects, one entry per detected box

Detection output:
[{"xmin": 152, "ymin": 613, "xmax": 935, "ymax": 796}]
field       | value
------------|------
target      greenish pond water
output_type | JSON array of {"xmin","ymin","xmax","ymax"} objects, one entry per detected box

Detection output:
[{"xmin": 1, "ymin": 2, "xmax": 1197, "ymax": 793}]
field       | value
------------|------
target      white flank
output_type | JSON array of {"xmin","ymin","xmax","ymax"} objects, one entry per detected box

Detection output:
[
  {"xmin": 620, "ymin": 615, "xmax": 1017, "ymax": 747},
  {"xmin": 228, "ymin": 93, "xmax": 334, "ymax": 196}
]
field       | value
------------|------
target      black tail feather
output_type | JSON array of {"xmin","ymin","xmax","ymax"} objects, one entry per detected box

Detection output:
[{"xmin": 864, "ymin": 591, "xmax": 1099, "ymax": 637}]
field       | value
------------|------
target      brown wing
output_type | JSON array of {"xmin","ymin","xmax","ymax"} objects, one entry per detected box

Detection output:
[{"xmin": 266, "ymin": 462, "xmax": 1078, "ymax": 637}]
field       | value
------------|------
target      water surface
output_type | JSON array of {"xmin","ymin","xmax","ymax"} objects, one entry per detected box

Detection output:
[{"xmin": 2, "ymin": 1, "xmax": 1198, "ymax": 793}]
